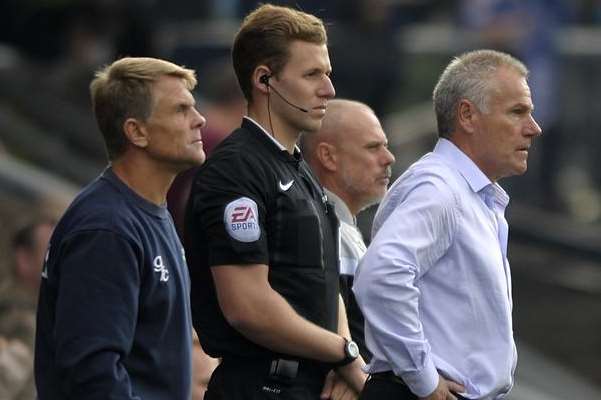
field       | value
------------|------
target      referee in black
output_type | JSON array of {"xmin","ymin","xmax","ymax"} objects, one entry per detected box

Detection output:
[{"xmin": 184, "ymin": 3, "xmax": 366, "ymax": 400}]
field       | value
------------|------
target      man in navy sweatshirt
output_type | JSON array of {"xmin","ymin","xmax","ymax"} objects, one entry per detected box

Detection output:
[{"xmin": 34, "ymin": 57, "xmax": 207, "ymax": 400}]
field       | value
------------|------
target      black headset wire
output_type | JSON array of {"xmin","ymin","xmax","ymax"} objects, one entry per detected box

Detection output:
[{"xmin": 266, "ymin": 82, "xmax": 276, "ymax": 141}]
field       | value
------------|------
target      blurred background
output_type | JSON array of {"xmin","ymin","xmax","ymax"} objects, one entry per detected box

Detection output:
[{"xmin": 1, "ymin": 0, "xmax": 601, "ymax": 399}]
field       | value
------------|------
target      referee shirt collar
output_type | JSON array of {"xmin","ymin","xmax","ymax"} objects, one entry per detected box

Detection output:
[{"xmin": 243, "ymin": 116, "xmax": 302, "ymax": 156}]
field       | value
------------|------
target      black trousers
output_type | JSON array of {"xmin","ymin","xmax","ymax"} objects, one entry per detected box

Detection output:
[
  {"xmin": 359, "ymin": 372, "xmax": 468, "ymax": 400},
  {"xmin": 204, "ymin": 357, "xmax": 328, "ymax": 400},
  {"xmin": 359, "ymin": 373, "xmax": 418, "ymax": 400}
]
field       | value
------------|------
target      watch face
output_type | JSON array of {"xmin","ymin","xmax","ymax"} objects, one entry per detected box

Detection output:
[{"xmin": 347, "ymin": 341, "xmax": 360, "ymax": 358}]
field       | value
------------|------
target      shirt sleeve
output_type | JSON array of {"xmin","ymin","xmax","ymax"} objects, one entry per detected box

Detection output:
[
  {"xmin": 190, "ymin": 152, "xmax": 270, "ymax": 267},
  {"xmin": 353, "ymin": 178, "xmax": 459, "ymax": 397},
  {"xmin": 53, "ymin": 230, "xmax": 141, "ymax": 400}
]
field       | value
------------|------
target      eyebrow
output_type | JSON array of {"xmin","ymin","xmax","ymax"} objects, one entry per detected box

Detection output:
[
  {"xmin": 510, "ymin": 101, "xmax": 534, "ymax": 111},
  {"xmin": 176, "ymin": 99, "xmax": 196, "ymax": 108},
  {"xmin": 306, "ymin": 67, "xmax": 332, "ymax": 75},
  {"xmin": 364, "ymin": 140, "xmax": 387, "ymax": 148}
]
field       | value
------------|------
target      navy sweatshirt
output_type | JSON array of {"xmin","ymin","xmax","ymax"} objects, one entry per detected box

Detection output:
[{"xmin": 35, "ymin": 168, "xmax": 192, "ymax": 400}]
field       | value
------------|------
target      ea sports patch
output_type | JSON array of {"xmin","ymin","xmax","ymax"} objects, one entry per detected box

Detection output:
[{"xmin": 224, "ymin": 197, "xmax": 261, "ymax": 242}]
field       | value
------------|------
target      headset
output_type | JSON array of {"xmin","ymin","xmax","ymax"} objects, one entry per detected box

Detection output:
[{"xmin": 260, "ymin": 75, "xmax": 309, "ymax": 113}]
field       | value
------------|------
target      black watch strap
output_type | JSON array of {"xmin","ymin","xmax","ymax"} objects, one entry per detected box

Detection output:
[{"xmin": 333, "ymin": 338, "xmax": 359, "ymax": 368}]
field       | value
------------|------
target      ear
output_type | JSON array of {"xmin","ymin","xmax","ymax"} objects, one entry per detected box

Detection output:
[
  {"xmin": 123, "ymin": 117, "xmax": 149, "ymax": 149},
  {"xmin": 457, "ymin": 99, "xmax": 479, "ymax": 134},
  {"xmin": 316, "ymin": 142, "xmax": 338, "ymax": 172},
  {"xmin": 253, "ymin": 65, "xmax": 272, "ymax": 95}
]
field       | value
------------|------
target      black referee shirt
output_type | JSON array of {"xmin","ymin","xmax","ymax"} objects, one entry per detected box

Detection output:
[{"xmin": 184, "ymin": 117, "xmax": 340, "ymax": 360}]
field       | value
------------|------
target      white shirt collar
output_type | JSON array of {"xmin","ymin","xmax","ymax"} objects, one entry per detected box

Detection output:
[
  {"xmin": 325, "ymin": 189, "xmax": 355, "ymax": 226},
  {"xmin": 434, "ymin": 138, "xmax": 509, "ymax": 208}
]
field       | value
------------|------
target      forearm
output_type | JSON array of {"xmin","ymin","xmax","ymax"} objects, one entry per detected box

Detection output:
[
  {"xmin": 214, "ymin": 263, "xmax": 348, "ymax": 363},
  {"xmin": 229, "ymin": 285, "xmax": 346, "ymax": 362},
  {"xmin": 353, "ymin": 257, "xmax": 438, "ymax": 396},
  {"xmin": 337, "ymin": 295, "xmax": 351, "ymax": 339}
]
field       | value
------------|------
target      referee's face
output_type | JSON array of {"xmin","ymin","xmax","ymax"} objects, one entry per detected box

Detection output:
[
  {"xmin": 270, "ymin": 41, "xmax": 335, "ymax": 135},
  {"xmin": 141, "ymin": 75, "xmax": 207, "ymax": 171}
]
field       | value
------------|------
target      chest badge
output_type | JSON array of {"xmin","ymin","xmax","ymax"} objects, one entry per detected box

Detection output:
[{"xmin": 153, "ymin": 255, "xmax": 170, "ymax": 282}]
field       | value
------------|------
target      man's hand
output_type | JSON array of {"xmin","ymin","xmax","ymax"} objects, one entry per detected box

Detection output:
[
  {"xmin": 320, "ymin": 370, "xmax": 358, "ymax": 400},
  {"xmin": 419, "ymin": 376, "xmax": 465, "ymax": 400},
  {"xmin": 191, "ymin": 331, "xmax": 219, "ymax": 400},
  {"xmin": 334, "ymin": 359, "xmax": 367, "ymax": 394}
]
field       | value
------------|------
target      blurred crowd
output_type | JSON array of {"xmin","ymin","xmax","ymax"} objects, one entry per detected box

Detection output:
[
  {"xmin": 4, "ymin": 0, "xmax": 601, "ymax": 398},
  {"xmin": 1, "ymin": 217, "xmax": 54, "ymax": 399},
  {"xmin": 4, "ymin": 1, "xmax": 601, "ymax": 210}
]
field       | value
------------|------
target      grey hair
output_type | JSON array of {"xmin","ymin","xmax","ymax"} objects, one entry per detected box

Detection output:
[{"xmin": 432, "ymin": 49, "xmax": 528, "ymax": 138}]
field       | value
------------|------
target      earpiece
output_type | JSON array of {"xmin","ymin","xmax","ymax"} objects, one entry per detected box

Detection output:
[{"xmin": 260, "ymin": 75, "xmax": 271, "ymax": 85}]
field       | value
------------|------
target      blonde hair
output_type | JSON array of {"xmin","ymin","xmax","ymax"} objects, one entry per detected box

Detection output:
[
  {"xmin": 233, "ymin": 3, "xmax": 327, "ymax": 101},
  {"xmin": 90, "ymin": 57, "xmax": 197, "ymax": 160}
]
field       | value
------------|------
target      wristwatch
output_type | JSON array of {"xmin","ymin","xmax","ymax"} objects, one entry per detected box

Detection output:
[{"xmin": 333, "ymin": 338, "xmax": 359, "ymax": 368}]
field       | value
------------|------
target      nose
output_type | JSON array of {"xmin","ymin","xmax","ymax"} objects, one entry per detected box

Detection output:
[
  {"xmin": 193, "ymin": 107, "xmax": 207, "ymax": 129},
  {"xmin": 318, "ymin": 75, "xmax": 335, "ymax": 99},
  {"xmin": 527, "ymin": 114, "xmax": 542, "ymax": 137},
  {"xmin": 382, "ymin": 147, "xmax": 396, "ymax": 166}
]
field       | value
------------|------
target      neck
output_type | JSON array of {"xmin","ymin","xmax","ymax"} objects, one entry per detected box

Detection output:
[
  {"xmin": 335, "ymin": 190, "xmax": 360, "ymax": 217},
  {"xmin": 447, "ymin": 135, "xmax": 497, "ymax": 182},
  {"xmin": 248, "ymin": 104, "xmax": 298, "ymax": 153},
  {"xmin": 322, "ymin": 178, "xmax": 360, "ymax": 217},
  {"xmin": 111, "ymin": 155, "xmax": 176, "ymax": 206}
]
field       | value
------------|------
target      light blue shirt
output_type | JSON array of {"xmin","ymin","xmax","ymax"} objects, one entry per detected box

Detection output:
[{"xmin": 353, "ymin": 139, "xmax": 516, "ymax": 399}]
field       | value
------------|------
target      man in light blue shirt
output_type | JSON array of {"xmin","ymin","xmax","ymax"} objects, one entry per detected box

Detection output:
[{"xmin": 353, "ymin": 49, "xmax": 542, "ymax": 400}]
